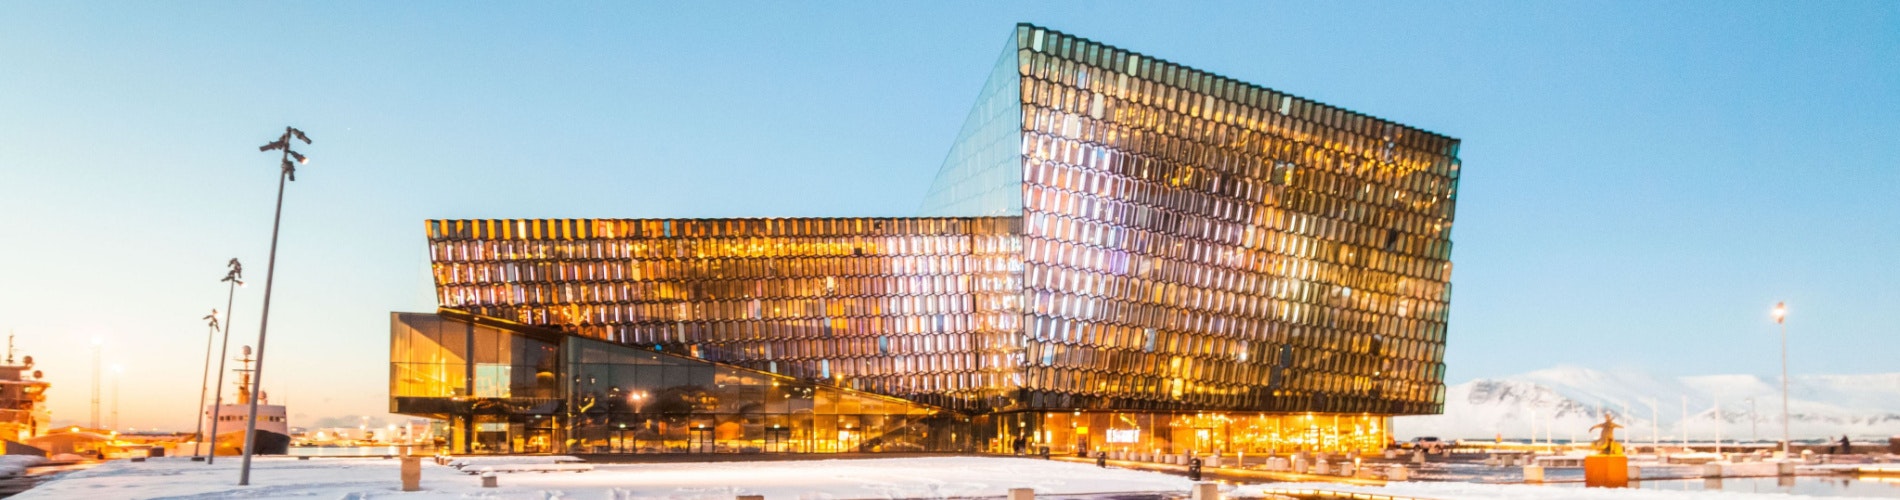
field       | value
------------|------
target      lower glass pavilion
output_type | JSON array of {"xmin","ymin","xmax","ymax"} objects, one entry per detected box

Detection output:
[{"xmin": 391, "ymin": 23, "xmax": 1459, "ymax": 457}]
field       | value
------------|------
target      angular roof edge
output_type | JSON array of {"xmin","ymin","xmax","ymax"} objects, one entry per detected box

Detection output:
[{"xmin": 1016, "ymin": 22, "xmax": 1460, "ymax": 153}]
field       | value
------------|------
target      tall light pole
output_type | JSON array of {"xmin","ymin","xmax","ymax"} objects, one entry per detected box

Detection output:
[
  {"xmin": 1647, "ymin": 398, "xmax": 1659, "ymax": 455},
  {"xmin": 110, "ymin": 364, "xmax": 122, "ymax": 430},
  {"xmin": 1773, "ymin": 302, "xmax": 1789, "ymax": 456},
  {"xmin": 208, "ymin": 259, "xmax": 242, "ymax": 464},
  {"xmin": 195, "ymin": 310, "xmax": 221, "ymax": 457},
  {"xmin": 240, "ymin": 127, "xmax": 311, "ymax": 486},
  {"xmin": 90, "ymin": 338, "xmax": 101, "ymax": 428},
  {"xmin": 1747, "ymin": 397, "xmax": 1757, "ymax": 443}
]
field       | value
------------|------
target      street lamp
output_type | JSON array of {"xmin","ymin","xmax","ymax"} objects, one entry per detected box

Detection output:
[
  {"xmin": 1773, "ymin": 301, "xmax": 1789, "ymax": 456},
  {"xmin": 239, "ymin": 127, "xmax": 311, "ymax": 486},
  {"xmin": 90, "ymin": 337, "xmax": 102, "ymax": 429},
  {"xmin": 207, "ymin": 259, "xmax": 242, "ymax": 464},
  {"xmin": 1746, "ymin": 397, "xmax": 1757, "ymax": 443},
  {"xmin": 110, "ymin": 364, "xmax": 123, "ymax": 431},
  {"xmin": 195, "ymin": 309, "xmax": 221, "ymax": 458}
]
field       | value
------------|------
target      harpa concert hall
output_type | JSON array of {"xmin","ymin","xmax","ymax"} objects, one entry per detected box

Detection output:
[{"xmin": 390, "ymin": 24, "xmax": 1461, "ymax": 457}]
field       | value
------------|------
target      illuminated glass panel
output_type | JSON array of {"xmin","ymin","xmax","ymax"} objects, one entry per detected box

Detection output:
[
  {"xmin": 427, "ymin": 217, "xmax": 1023, "ymax": 412},
  {"xmin": 417, "ymin": 23, "xmax": 1458, "ymax": 421},
  {"xmin": 1008, "ymin": 24, "xmax": 1457, "ymax": 415}
]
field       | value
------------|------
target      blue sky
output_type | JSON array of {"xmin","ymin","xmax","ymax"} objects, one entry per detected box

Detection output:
[{"xmin": 1, "ymin": 2, "xmax": 1895, "ymax": 430}]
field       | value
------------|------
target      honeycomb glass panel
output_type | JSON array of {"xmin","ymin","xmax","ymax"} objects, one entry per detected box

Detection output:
[{"xmin": 400, "ymin": 22, "xmax": 1457, "ymax": 456}]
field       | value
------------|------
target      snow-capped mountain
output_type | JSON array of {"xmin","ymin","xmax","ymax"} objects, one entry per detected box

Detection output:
[{"xmin": 1397, "ymin": 365, "xmax": 1900, "ymax": 441}]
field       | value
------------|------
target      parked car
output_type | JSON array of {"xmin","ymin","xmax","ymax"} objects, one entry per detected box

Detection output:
[{"xmin": 1401, "ymin": 436, "xmax": 1446, "ymax": 453}]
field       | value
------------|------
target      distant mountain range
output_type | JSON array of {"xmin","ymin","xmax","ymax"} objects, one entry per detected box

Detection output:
[{"xmin": 1397, "ymin": 365, "xmax": 1900, "ymax": 441}]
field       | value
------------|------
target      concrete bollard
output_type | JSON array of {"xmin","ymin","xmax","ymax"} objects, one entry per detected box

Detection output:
[
  {"xmin": 1412, "ymin": 450, "xmax": 1426, "ymax": 464},
  {"xmin": 737, "ymin": 496, "xmax": 764, "ymax": 500},
  {"xmin": 1008, "ymin": 488, "xmax": 1034, "ymax": 500},
  {"xmin": 1387, "ymin": 465, "xmax": 1409, "ymax": 481},
  {"xmin": 1777, "ymin": 461, "xmax": 1796, "ymax": 476},
  {"xmin": 1205, "ymin": 456, "xmax": 1221, "ymax": 468},
  {"xmin": 481, "ymin": 471, "xmax": 498, "ymax": 488},
  {"xmin": 1313, "ymin": 460, "xmax": 1331, "ymax": 476},
  {"xmin": 1292, "ymin": 457, "xmax": 1309, "ymax": 474},
  {"xmin": 1484, "ymin": 455, "xmax": 1499, "ymax": 467},
  {"xmin": 401, "ymin": 456, "xmax": 422, "ymax": 492},
  {"xmin": 1702, "ymin": 463, "xmax": 1724, "ymax": 478},
  {"xmin": 1190, "ymin": 481, "xmax": 1220, "ymax": 500},
  {"xmin": 1522, "ymin": 465, "xmax": 1544, "ymax": 483},
  {"xmin": 1384, "ymin": 449, "xmax": 1398, "ymax": 459}
]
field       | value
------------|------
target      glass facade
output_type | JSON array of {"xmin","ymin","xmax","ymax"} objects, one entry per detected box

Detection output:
[
  {"xmin": 1000, "ymin": 25, "xmax": 1456, "ymax": 415},
  {"xmin": 996, "ymin": 411, "xmax": 1389, "ymax": 457},
  {"xmin": 396, "ymin": 23, "xmax": 1458, "ymax": 456},
  {"xmin": 390, "ymin": 312, "xmax": 563, "ymax": 453},
  {"xmin": 391, "ymin": 311, "xmax": 980, "ymax": 454},
  {"xmin": 426, "ymin": 217, "xmax": 1025, "ymax": 412},
  {"xmin": 918, "ymin": 31, "xmax": 1026, "ymax": 218}
]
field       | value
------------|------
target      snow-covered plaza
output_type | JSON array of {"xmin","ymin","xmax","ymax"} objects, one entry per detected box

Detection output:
[{"xmin": 14, "ymin": 455, "xmax": 1900, "ymax": 500}]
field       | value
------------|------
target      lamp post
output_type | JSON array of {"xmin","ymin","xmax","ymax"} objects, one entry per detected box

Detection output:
[
  {"xmin": 111, "ymin": 365, "xmax": 122, "ymax": 431},
  {"xmin": 195, "ymin": 310, "xmax": 221, "ymax": 457},
  {"xmin": 207, "ymin": 259, "xmax": 243, "ymax": 464},
  {"xmin": 1773, "ymin": 302, "xmax": 1789, "ymax": 456},
  {"xmin": 239, "ymin": 127, "xmax": 311, "ymax": 486},
  {"xmin": 90, "ymin": 338, "xmax": 101, "ymax": 428},
  {"xmin": 1647, "ymin": 398, "xmax": 1658, "ymax": 456},
  {"xmin": 1747, "ymin": 397, "xmax": 1757, "ymax": 444}
]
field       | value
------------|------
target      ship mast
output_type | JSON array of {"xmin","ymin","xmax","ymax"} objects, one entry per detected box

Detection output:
[{"xmin": 235, "ymin": 346, "xmax": 257, "ymax": 405}]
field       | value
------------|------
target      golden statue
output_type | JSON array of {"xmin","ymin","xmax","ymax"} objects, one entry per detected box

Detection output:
[{"xmin": 1589, "ymin": 411, "xmax": 1624, "ymax": 456}]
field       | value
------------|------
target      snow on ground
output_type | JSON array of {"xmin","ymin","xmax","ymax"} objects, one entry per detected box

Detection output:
[
  {"xmin": 1237, "ymin": 481, "xmax": 1892, "ymax": 500},
  {"xmin": 21, "ymin": 455, "xmax": 1893, "ymax": 500},
  {"xmin": 14, "ymin": 455, "xmax": 1194, "ymax": 500},
  {"xmin": 0, "ymin": 455, "xmax": 46, "ymax": 478}
]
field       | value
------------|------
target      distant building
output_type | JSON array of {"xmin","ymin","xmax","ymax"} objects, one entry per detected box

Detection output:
[{"xmin": 391, "ymin": 23, "xmax": 1459, "ymax": 456}]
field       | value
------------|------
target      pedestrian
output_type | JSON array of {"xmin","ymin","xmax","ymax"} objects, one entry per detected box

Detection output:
[{"xmin": 1839, "ymin": 435, "xmax": 1852, "ymax": 455}]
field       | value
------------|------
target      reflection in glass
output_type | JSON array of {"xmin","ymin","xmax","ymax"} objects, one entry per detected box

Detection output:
[{"xmin": 401, "ymin": 23, "xmax": 1459, "ymax": 456}]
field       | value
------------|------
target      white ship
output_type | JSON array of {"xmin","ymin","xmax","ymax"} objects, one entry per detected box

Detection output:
[
  {"xmin": 204, "ymin": 346, "xmax": 288, "ymax": 455},
  {"xmin": 0, "ymin": 336, "xmax": 50, "ymax": 443}
]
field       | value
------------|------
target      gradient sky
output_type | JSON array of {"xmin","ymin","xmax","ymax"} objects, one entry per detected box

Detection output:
[{"xmin": 2, "ymin": 2, "xmax": 1895, "ymax": 432}]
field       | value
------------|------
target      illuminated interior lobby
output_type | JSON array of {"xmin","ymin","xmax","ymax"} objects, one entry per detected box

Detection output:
[{"xmin": 391, "ymin": 23, "xmax": 1459, "ymax": 457}]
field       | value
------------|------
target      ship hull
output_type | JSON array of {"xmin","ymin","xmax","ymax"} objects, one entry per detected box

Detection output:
[{"xmin": 212, "ymin": 430, "xmax": 290, "ymax": 456}]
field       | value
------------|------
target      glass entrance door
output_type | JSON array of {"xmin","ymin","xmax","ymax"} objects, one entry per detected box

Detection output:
[
  {"xmin": 689, "ymin": 425, "xmax": 714, "ymax": 453},
  {"xmin": 765, "ymin": 425, "xmax": 792, "ymax": 453}
]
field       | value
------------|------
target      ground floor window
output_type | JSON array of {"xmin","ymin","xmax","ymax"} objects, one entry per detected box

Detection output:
[{"xmin": 990, "ymin": 412, "xmax": 1391, "ymax": 456}]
